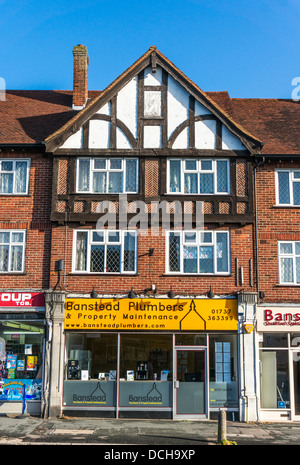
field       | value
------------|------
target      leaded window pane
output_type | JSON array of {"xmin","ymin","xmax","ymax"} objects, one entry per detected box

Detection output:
[
  {"xmin": 280, "ymin": 257, "xmax": 293, "ymax": 283},
  {"xmin": 184, "ymin": 173, "xmax": 198, "ymax": 193},
  {"xmin": 169, "ymin": 233, "xmax": 180, "ymax": 272},
  {"xmin": 280, "ymin": 242, "xmax": 293, "ymax": 254},
  {"xmin": 217, "ymin": 160, "xmax": 228, "ymax": 193},
  {"xmin": 170, "ymin": 160, "xmax": 181, "ymax": 193},
  {"xmin": 15, "ymin": 162, "xmax": 27, "ymax": 193},
  {"xmin": 0, "ymin": 245, "xmax": 9, "ymax": 271},
  {"xmin": 10, "ymin": 245, "xmax": 23, "ymax": 272},
  {"xmin": 293, "ymin": 182, "xmax": 300, "ymax": 205},
  {"xmin": 0, "ymin": 173, "xmax": 13, "ymax": 193},
  {"xmin": 183, "ymin": 246, "xmax": 198, "ymax": 273},
  {"xmin": 108, "ymin": 172, "xmax": 123, "ymax": 193},
  {"xmin": 93, "ymin": 172, "xmax": 106, "ymax": 193},
  {"xmin": 199, "ymin": 246, "xmax": 214, "ymax": 273},
  {"xmin": 75, "ymin": 231, "xmax": 88, "ymax": 271},
  {"xmin": 124, "ymin": 232, "xmax": 136, "ymax": 272},
  {"xmin": 90, "ymin": 245, "xmax": 104, "ymax": 272},
  {"xmin": 106, "ymin": 245, "xmax": 121, "ymax": 272},
  {"xmin": 125, "ymin": 159, "xmax": 137, "ymax": 192},
  {"xmin": 200, "ymin": 173, "xmax": 214, "ymax": 194},
  {"xmin": 110, "ymin": 159, "xmax": 122, "ymax": 170},
  {"xmin": 216, "ymin": 232, "xmax": 228, "ymax": 272},
  {"xmin": 296, "ymin": 257, "xmax": 300, "ymax": 284},
  {"xmin": 278, "ymin": 171, "xmax": 290, "ymax": 204},
  {"xmin": 0, "ymin": 232, "xmax": 10, "ymax": 243},
  {"xmin": 296, "ymin": 242, "xmax": 300, "ymax": 255},
  {"xmin": 78, "ymin": 159, "xmax": 90, "ymax": 192}
]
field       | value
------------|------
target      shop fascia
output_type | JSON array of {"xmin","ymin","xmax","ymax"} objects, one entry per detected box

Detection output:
[{"xmin": 257, "ymin": 306, "xmax": 300, "ymax": 331}]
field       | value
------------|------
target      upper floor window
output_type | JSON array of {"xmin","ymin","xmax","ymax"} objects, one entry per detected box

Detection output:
[
  {"xmin": 73, "ymin": 229, "xmax": 138, "ymax": 274},
  {"xmin": 278, "ymin": 241, "xmax": 300, "ymax": 285},
  {"xmin": 166, "ymin": 230, "xmax": 230, "ymax": 275},
  {"xmin": 76, "ymin": 158, "xmax": 138, "ymax": 194},
  {"xmin": 0, "ymin": 159, "xmax": 30, "ymax": 194},
  {"xmin": 0, "ymin": 230, "xmax": 26, "ymax": 273},
  {"xmin": 167, "ymin": 159, "xmax": 230, "ymax": 195},
  {"xmin": 276, "ymin": 169, "xmax": 300, "ymax": 206}
]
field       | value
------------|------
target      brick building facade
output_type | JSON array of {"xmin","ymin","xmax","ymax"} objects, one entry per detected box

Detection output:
[{"xmin": 0, "ymin": 45, "xmax": 299, "ymax": 421}]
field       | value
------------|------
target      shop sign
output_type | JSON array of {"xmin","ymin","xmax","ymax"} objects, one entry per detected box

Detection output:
[
  {"xmin": 0, "ymin": 292, "xmax": 45, "ymax": 308},
  {"xmin": 257, "ymin": 306, "xmax": 300, "ymax": 332},
  {"xmin": 64, "ymin": 298, "xmax": 238, "ymax": 331}
]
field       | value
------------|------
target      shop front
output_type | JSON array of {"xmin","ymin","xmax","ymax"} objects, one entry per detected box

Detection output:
[
  {"xmin": 0, "ymin": 292, "xmax": 46, "ymax": 416},
  {"xmin": 63, "ymin": 297, "xmax": 239, "ymax": 419},
  {"xmin": 257, "ymin": 305, "xmax": 300, "ymax": 422}
]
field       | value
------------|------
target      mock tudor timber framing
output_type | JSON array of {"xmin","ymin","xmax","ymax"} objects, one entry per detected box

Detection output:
[{"xmin": 48, "ymin": 46, "xmax": 260, "ymax": 224}]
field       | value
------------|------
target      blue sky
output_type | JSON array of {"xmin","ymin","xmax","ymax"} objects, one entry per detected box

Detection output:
[{"xmin": 1, "ymin": 0, "xmax": 300, "ymax": 98}]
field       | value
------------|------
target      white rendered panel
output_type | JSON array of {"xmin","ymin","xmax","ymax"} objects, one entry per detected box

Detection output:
[
  {"xmin": 144, "ymin": 66, "xmax": 162, "ymax": 86},
  {"xmin": 144, "ymin": 91, "xmax": 162, "ymax": 116},
  {"xmin": 96, "ymin": 102, "xmax": 111, "ymax": 115},
  {"xmin": 116, "ymin": 127, "xmax": 132, "ymax": 149},
  {"xmin": 144, "ymin": 126, "xmax": 162, "ymax": 148},
  {"xmin": 173, "ymin": 126, "xmax": 189, "ymax": 149},
  {"xmin": 88, "ymin": 120, "xmax": 110, "ymax": 148},
  {"xmin": 195, "ymin": 120, "xmax": 216, "ymax": 149},
  {"xmin": 167, "ymin": 75, "xmax": 189, "ymax": 138},
  {"xmin": 222, "ymin": 125, "xmax": 245, "ymax": 150},
  {"xmin": 195, "ymin": 100, "xmax": 212, "ymax": 116},
  {"xmin": 116, "ymin": 77, "xmax": 138, "ymax": 139},
  {"xmin": 60, "ymin": 128, "xmax": 83, "ymax": 149}
]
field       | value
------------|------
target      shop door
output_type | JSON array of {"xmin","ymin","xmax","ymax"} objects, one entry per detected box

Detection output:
[{"xmin": 174, "ymin": 348, "xmax": 207, "ymax": 419}]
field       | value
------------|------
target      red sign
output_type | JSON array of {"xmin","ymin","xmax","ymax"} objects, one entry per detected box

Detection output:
[{"xmin": 0, "ymin": 292, "xmax": 45, "ymax": 307}]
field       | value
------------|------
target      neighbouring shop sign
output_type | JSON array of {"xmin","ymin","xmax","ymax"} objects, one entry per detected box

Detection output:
[
  {"xmin": 64, "ymin": 298, "xmax": 238, "ymax": 331},
  {"xmin": 0, "ymin": 292, "xmax": 45, "ymax": 308},
  {"xmin": 257, "ymin": 306, "xmax": 300, "ymax": 332}
]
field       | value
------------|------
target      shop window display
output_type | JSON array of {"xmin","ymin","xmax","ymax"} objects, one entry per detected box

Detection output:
[{"xmin": 0, "ymin": 321, "xmax": 44, "ymax": 401}]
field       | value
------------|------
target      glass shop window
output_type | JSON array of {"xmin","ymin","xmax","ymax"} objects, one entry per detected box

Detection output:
[
  {"xmin": 260, "ymin": 349, "xmax": 290, "ymax": 409},
  {"xmin": 120, "ymin": 334, "xmax": 173, "ymax": 381},
  {"xmin": 65, "ymin": 333, "xmax": 118, "ymax": 381},
  {"xmin": 0, "ymin": 320, "xmax": 44, "ymax": 397}
]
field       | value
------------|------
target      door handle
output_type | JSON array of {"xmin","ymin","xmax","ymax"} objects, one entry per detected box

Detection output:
[{"xmin": 174, "ymin": 380, "xmax": 179, "ymax": 389}]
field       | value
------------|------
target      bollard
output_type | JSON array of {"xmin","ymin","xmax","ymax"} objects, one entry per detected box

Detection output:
[{"xmin": 218, "ymin": 409, "xmax": 227, "ymax": 443}]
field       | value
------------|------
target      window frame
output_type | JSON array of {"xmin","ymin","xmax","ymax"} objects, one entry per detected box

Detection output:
[
  {"xmin": 72, "ymin": 229, "xmax": 138, "ymax": 274},
  {"xmin": 76, "ymin": 157, "xmax": 139, "ymax": 194},
  {"xmin": 278, "ymin": 240, "xmax": 300, "ymax": 285},
  {"xmin": 275, "ymin": 169, "xmax": 300, "ymax": 206},
  {"xmin": 165, "ymin": 229, "xmax": 230, "ymax": 275},
  {"xmin": 166, "ymin": 158, "xmax": 230, "ymax": 195},
  {"xmin": 0, "ymin": 230, "xmax": 26, "ymax": 273},
  {"xmin": 0, "ymin": 159, "xmax": 30, "ymax": 195}
]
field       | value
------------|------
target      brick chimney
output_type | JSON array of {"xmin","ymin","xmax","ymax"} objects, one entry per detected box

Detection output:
[{"xmin": 72, "ymin": 44, "xmax": 89, "ymax": 110}]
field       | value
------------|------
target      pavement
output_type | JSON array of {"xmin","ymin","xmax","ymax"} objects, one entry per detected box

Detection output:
[{"xmin": 0, "ymin": 414, "xmax": 300, "ymax": 451}]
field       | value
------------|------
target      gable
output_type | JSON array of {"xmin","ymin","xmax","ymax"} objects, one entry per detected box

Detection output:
[{"xmin": 47, "ymin": 47, "xmax": 261, "ymax": 153}]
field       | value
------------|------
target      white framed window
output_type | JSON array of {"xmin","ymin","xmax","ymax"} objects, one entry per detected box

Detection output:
[
  {"xmin": 0, "ymin": 159, "xmax": 30, "ymax": 194},
  {"xmin": 167, "ymin": 159, "xmax": 230, "ymax": 195},
  {"xmin": 73, "ymin": 229, "xmax": 138, "ymax": 274},
  {"xmin": 166, "ymin": 230, "xmax": 230, "ymax": 275},
  {"xmin": 278, "ymin": 241, "xmax": 300, "ymax": 285},
  {"xmin": 76, "ymin": 158, "xmax": 138, "ymax": 194},
  {"xmin": 276, "ymin": 169, "xmax": 300, "ymax": 206},
  {"xmin": 0, "ymin": 230, "xmax": 26, "ymax": 273}
]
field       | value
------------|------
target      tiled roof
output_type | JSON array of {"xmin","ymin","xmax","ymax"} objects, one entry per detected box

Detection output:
[
  {"xmin": 0, "ymin": 87, "xmax": 299, "ymax": 154},
  {"xmin": 0, "ymin": 90, "xmax": 100, "ymax": 144}
]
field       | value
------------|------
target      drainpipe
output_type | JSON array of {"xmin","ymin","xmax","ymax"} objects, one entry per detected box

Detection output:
[{"xmin": 253, "ymin": 155, "xmax": 265, "ymax": 421}]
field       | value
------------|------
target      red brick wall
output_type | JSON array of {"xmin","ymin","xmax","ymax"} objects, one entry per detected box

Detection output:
[
  {"xmin": 256, "ymin": 160, "xmax": 300, "ymax": 302},
  {"xmin": 49, "ymin": 223, "xmax": 255, "ymax": 296},
  {"xmin": 0, "ymin": 152, "xmax": 52, "ymax": 290}
]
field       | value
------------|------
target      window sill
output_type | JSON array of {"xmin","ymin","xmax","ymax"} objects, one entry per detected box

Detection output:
[
  {"xmin": 273, "ymin": 205, "xmax": 300, "ymax": 208},
  {"xmin": 69, "ymin": 272, "xmax": 138, "ymax": 276},
  {"xmin": 162, "ymin": 273, "xmax": 231, "ymax": 277},
  {"xmin": 275, "ymin": 284, "xmax": 300, "ymax": 287},
  {"xmin": 0, "ymin": 272, "xmax": 27, "ymax": 275}
]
